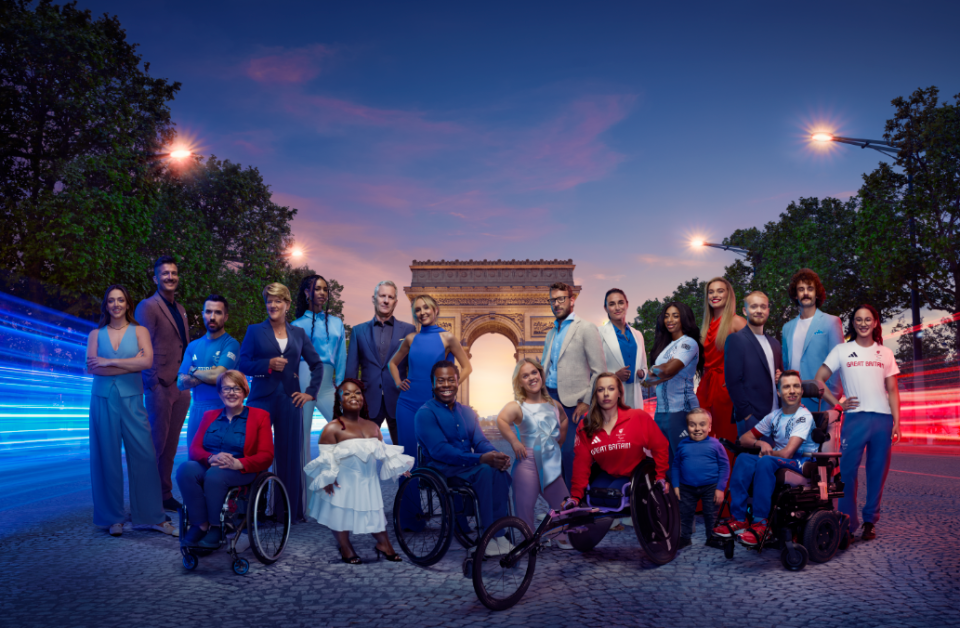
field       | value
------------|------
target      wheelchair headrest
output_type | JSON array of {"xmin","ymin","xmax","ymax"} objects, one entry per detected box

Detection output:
[{"xmin": 801, "ymin": 380, "xmax": 823, "ymax": 399}]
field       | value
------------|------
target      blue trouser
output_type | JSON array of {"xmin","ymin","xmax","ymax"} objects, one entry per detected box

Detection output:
[
  {"xmin": 176, "ymin": 460, "xmax": 255, "ymax": 525},
  {"xmin": 449, "ymin": 464, "xmax": 512, "ymax": 536},
  {"xmin": 654, "ymin": 411, "xmax": 688, "ymax": 487},
  {"xmin": 838, "ymin": 411, "xmax": 893, "ymax": 533},
  {"xmin": 680, "ymin": 483, "xmax": 719, "ymax": 539},
  {"xmin": 584, "ymin": 470, "xmax": 630, "ymax": 508},
  {"xmin": 730, "ymin": 454, "xmax": 803, "ymax": 521},
  {"xmin": 548, "ymin": 387, "xmax": 577, "ymax": 492}
]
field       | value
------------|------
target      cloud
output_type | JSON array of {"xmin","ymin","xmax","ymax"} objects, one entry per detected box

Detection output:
[
  {"xmin": 246, "ymin": 44, "xmax": 333, "ymax": 84},
  {"xmin": 635, "ymin": 254, "xmax": 707, "ymax": 268}
]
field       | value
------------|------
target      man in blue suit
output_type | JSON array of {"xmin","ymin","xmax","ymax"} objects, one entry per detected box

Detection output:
[
  {"xmin": 725, "ymin": 291, "xmax": 782, "ymax": 438},
  {"xmin": 780, "ymin": 269, "xmax": 844, "ymax": 412},
  {"xmin": 345, "ymin": 280, "xmax": 416, "ymax": 445}
]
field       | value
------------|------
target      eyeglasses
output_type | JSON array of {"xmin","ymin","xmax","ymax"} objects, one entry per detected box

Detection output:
[
  {"xmin": 221, "ymin": 386, "xmax": 243, "ymax": 394},
  {"xmin": 548, "ymin": 296, "xmax": 568, "ymax": 305}
]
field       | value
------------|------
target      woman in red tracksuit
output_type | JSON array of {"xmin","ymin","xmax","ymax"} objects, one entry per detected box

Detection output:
[{"xmin": 565, "ymin": 373, "xmax": 671, "ymax": 507}]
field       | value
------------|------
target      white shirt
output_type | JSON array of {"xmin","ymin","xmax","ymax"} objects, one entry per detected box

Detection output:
[
  {"xmin": 277, "ymin": 337, "xmax": 288, "ymax": 352},
  {"xmin": 791, "ymin": 317, "xmax": 813, "ymax": 371},
  {"xmin": 823, "ymin": 341, "xmax": 900, "ymax": 414},
  {"xmin": 754, "ymin": 406, "xmax": 818, "ymax": 459},
  {"xmin": 755, "ymin": 333, "xmax": 778, "ymax": 414}
]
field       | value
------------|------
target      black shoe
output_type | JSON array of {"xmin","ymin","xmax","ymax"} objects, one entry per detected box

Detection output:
[
  {"xmin": 163, "ymin": 497, "xmax": 183, "ymax": 512},
  {"xmin": 339, "ymin": 547, "xmax": 362, "ymax": 565},
  {"xmin": 861, "ymin": 523, "xmax": 876, "ymax": 541},
  {"xmin": 705, "ymin": 536, "xmax": 726, "ymax": 549},
  {"xmin": 183, "ymin": 525, "xmax": 205, "ymax": 546},
  {"xmin": 198, "ymin": 527, "xmax": 221, "ymax": 549},
  {"xmin": 375, "ymin": 548, "xmax": 402, "ymax": 562},
  {"xmin": 677, "ymin": 537, "xmax": 692, "ymax": 549}
]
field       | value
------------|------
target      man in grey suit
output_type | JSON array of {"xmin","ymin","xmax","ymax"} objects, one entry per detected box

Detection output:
[
  {"xmin": 345, "ymin": 280, "xmax": 416, "ymax": 445},
  {"xmin": 541, "ymin": 281, "xmax": 606, "ymax": 490},
  {"xmin": 135, "ymin": 256, "xmax": 190, "ymax": 512}
]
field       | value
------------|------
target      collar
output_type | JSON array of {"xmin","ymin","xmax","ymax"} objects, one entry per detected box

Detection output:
[
  {"xmin": 373, "ymin": 315, "xmax": 396, "ymax": 327},
  {"xmin": 555, "ymin": 312, "xmax": 577, "ymax": 329},
  {"xmin": 218, "ymin": 406, "xmax": 249, "ymax": 421},
  {"xmin": 613, "ymin": 323, "xmax": 632, "ymax": 341},
  {"xmin": 305, "ymin": 310, "xmax": 326, "ymax": 321},
  {"xmin": 158, "ymin": 292, "xmax": 177, "ymax": 308},
  {"xmin": 427, "ymin": 397, "xmax": 460, "ymax": 414}
]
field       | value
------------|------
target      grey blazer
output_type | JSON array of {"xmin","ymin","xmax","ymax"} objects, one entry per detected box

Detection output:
[
  {"xmin": 134, "ymin": 292, "xmax": 189, "ymax": 390},
  {"xmin": 541, "ymin": 316, "xmax": 607, "ymax": 408}
]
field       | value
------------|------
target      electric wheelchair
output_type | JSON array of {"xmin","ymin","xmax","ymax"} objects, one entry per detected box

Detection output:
[
  {"xmin": 392, "ymin": 446, "xmax": 484, "ymax": 570},
  {"xmin": 717, "ymin": 381, "xmax": 850, "ymax": 571},
  {"xmin": 178, "ymin": 471, "xmax": 291, "ymax": 575},
  {"xmin": 470, "ymin": 457, "xmax": 681, "ymax": 611}
]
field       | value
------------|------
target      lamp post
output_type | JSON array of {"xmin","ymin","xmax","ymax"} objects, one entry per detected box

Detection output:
[
  {"xmin": 691, "ymin": 240, "xmax": 759, "ymax": 280},
  {"xmin": 811, "ymin": 133, "xmax": 923, "ymax": 362}
]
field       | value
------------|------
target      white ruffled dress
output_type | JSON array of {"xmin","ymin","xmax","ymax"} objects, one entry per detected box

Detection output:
[{"xmin": 304, "ymin": 438, "xmax": 414, "ymax": 534}]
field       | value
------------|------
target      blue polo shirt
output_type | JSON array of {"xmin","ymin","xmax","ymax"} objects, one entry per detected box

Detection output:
[
  {"xmin": 178, "ymin": 333, "xmax": 241, "ymax": 402},
  {"xmin": 415, "ymin": 398, "xmax": 497, "ymax": 477},
  {"xmin": 614, "ymin": 324, "xmax": 638, "ymax": 384},
  {"xmin": 545, "ymin": 313, "xmax": 576, "ymax": 389},
  {"xmin": 202, "ymin": 406, "xmax": 248, "ymax": 457}
]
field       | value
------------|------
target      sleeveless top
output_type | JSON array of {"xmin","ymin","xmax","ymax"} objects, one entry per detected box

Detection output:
[
  {"xmin": 515, "ymin": 402, "xmax": 563, "ymax": 490},
  {"xmin": 399, "ymin": 325, "xmax": 452, "ymax": 406},
  {"xmin": 91, "ymin": 326, "xmax": 144, "ymax": 398}
]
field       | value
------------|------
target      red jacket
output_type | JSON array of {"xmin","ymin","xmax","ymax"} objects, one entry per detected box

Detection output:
[
  {"xmin": 570, "ymin": 407, "xmax": 669, "ymax": 501},
  {"xmin": 189, "ymin": 406, "xmax": 274, "ymax": 474}
]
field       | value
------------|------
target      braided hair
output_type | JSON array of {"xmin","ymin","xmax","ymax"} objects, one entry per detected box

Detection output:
[
  {"xmin": 295, "ymin": 274, "xmax": 330, "ymax": 340},
  {"xmin": 331, "ymin": 378, "xmax": 371, "ymax": 430}
]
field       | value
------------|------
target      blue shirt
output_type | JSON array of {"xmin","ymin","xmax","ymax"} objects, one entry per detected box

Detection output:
[
  {"xmin": 545, "ymin": 313, "xmax": 576, "ymax": 389},
  {"xmin": 654, "ymin": 335, "xmax": 699, "ymax": 413},
  {"xmin": 674, "ymin": 436, "xmax": 731, "ymax": 489},
  {"xmin": 415, "ymin": 398, "xmax": 497, "ymax": 477},
  {"xmin": 614, "ymin": 324, "xmax": 638, "ymax": 384},
  {"xmin": 178, "ymin": 333, "xmax": 241, "ymax": 403},
  {"xmin": 202, "ymin": 406, "xmax": 248, "ymax": 457},
  {"xmin": 292, "ymin": 311, "xmax": 347, "ymax": 385}
]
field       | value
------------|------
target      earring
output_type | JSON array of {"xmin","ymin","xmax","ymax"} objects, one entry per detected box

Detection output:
[{"xmin": 339, "ymin": 403, "xmax": 344, "ymax": 413}]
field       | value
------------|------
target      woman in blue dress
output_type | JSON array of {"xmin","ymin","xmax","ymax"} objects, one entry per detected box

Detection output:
[
  {"xmin": 293, "ymin": 274, "xmax": 347, "ymax": 463},
  {"xmin": 238, "ymin": 282, "xmax": 324, "ymax": 522}
]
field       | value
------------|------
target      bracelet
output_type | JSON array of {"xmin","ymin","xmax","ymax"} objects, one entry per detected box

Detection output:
[{"xmin": 833, "ymin": 403, "xmax": 843, "ymax": 413}]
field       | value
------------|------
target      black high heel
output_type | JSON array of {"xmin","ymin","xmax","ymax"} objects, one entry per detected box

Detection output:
[
  {"xmin": 375, "ymin": 548, "xmax": 402, "ymax": 562},
  {"xmin": 339, "ymin": 547, "xmax": 362, "ymax": 565}
]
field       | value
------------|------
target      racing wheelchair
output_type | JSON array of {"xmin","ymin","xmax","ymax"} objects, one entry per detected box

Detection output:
[
  {"xmin": 470, "ymin": 457, "xmax": 680, "ymax": 611},
  {"xmin": 392, "ymin": 446, "xmax": 484, "ymax": 570},
  {"xmin": 717, "ymin": 381, "xmax": 850, "ymax": 571},
  {"xmin": 178, "ymin": 471, "xmax": 291, "ymax": 575}
]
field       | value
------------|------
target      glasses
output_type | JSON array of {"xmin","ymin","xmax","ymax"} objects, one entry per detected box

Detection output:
[
  {"xmin": 548, "ymin": 296, "xmax": 568, "ymax": 305},
  {"xmin": 221, "ymin": 386, "xmax": 243, "ymax": 394}
]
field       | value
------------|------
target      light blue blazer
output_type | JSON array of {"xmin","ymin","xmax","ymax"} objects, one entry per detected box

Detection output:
[{"xmin": 781, "ymin": 309, "xmax": 844, "ymax": 411}]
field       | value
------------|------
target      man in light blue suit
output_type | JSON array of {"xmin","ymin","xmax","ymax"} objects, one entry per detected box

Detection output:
[
  {"xmin": 345, "ymin": 280, "xmax": 417, "ymax": 446},
  {"xmin": 781, "ymin": 269, "xmax": 844, "ymax": 412}
]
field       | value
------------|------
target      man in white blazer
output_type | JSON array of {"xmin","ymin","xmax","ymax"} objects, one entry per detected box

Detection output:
[
  {"xmin": 542, "ymin": 282, "xmax": 606, "ymax": 490},
  {"xmin": 599, "ymin": 289, "xmax": 648, "ymax": 409}
]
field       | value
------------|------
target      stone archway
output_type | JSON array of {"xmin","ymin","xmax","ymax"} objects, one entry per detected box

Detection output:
[{"xmin": 404, "ymin": 259, "xmax": 581, "ymax": 407}]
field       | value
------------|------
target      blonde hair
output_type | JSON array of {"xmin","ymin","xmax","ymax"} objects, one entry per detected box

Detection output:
[
  {"xmin": 701, "ymin": 277, "xmax": 738, "ymax": 351},
  {"xmin": 686, "ymin": 407, "xmax": 712, "ymax": 424},
  {"xmin": 512, "ymin": 358, "xmax": 555, "ymax": 404},
  {"xmin": 217, "ymin": 370, "xmax": 250, "ymax": 397},
  {"xmin": 411, "ymin": 294, "xmax": 440, "ymax": 321},
  {"xmin": 262, "ymin": 282, "xmax": 292, "ymax": 304},
  {"xmin": 582, "ymin": 373, "xmax": 630, "ymax": 440}
]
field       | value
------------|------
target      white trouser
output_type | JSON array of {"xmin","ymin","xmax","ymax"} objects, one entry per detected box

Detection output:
[{"xmin": 300, "ymin": 360, "xmax": 336, "ymax": 463}]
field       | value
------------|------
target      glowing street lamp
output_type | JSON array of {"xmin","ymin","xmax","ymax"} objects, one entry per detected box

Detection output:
[{"xmin": 691, "ymin": 239, "xmax": 759, "ymax": 280}]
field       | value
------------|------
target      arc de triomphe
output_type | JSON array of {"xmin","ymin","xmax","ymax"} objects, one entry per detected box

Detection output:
[{"xmin": 404, "ymin": 259, "xmax": 581, "ymax": 407}]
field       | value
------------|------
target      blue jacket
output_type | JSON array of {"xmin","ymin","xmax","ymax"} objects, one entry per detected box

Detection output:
[
  {"xmin": 238, "ymin": 320, "xmax": 323, "ymax": 401},
  {"xmin": 345, "ymin": 316, "xmax": 416, "ymax": 418},
  {"xmin": 724, "ymin": 326, "xmax": 783, "ymax": 423},
  {"xmin": 415, "ymin": 398, "xmax": 496, "ymax": 477},
  {"xmin": 781, "ymin": 309, "xmax": 844, "ymax": 411}
]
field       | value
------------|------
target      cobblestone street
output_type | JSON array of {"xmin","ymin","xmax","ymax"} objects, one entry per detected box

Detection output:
[{"xmin": 2, "ymin": 450, "xmax": 959, "ymax": 628}]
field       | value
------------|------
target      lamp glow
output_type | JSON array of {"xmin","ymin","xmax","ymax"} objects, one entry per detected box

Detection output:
[
  {"xmin": 811, "ymin": 133, "xmax": 834, "ymax": 142},
  {"xmin": 169, "ymin": 149, "xmax": 192, "ymax": 159},
  {"xmin": 290, "ymin": 248, "xmax": 304, "ymax": 258},
  {"xmin": 691, "ymin": 239, "xmax": 705, "ymax": 247}
]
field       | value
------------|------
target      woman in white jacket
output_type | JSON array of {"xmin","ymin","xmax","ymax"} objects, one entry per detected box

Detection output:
[{"xmin": 598, "ymin": 289, "xmax": 648, "ymax": 410}]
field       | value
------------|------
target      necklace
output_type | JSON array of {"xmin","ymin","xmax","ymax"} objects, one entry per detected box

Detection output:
[{"xmin": 108, "ymin": 323, "xmax": 128, "ymax": 330}]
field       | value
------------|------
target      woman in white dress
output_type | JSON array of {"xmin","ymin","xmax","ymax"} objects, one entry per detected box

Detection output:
[{"xmin": 304, "ymin": 378, "xmax": 413, "ymax": 564}]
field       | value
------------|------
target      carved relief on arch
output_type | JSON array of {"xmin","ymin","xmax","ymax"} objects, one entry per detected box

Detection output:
[{"xmin": 461, "ymin": 312, "xmax": 524, "ymax": 349}]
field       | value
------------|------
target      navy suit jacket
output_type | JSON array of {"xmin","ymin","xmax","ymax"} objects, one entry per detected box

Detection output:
[
  {"xmin": 345, "ymin": 316, "xmax": 416, "ymax": 418},
  {"xmin": 238, "ymin": 320, "xmax": 323, "ymax": 401},
  {"xmin": 724, "ymin": 326, "xmax": 783, "ymax": 423}
]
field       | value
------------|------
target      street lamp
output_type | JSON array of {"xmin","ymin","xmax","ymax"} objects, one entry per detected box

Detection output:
[
  {"xmin": 691, "ymin": 240, "xmax": 759, "ymax": 279},
  {"xmin": 811, "ymin": 133, "xmax": 923, "ymax": 362}
]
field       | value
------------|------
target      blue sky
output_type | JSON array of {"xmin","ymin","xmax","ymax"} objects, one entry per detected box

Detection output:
[{"xmin": 83, "ymin": 0, "xmax": 959, "ymax": 331}]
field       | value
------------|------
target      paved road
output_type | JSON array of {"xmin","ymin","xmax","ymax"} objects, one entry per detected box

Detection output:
[{"xmin": 2, "ymin": 450, "xmax": 959, "ymax": 628}]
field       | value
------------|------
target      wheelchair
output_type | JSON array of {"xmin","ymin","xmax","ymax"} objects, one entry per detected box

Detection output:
[
  {"xmin": 717, "ymin": 381, "xmax": 850, "ymax": 571},
  {"xmin": 470, "ymin": 457, "xmax": 681, "ymax": 611},
  {"xmin": 178, "ymin": 471, "xmax": 292, "ymax": 575},
  {"xmin": 392, "ymin": 446, "xmax": 483, "ymax": 572}
]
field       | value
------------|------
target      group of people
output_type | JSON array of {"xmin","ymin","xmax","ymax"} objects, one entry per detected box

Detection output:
[{"xmin": 87, "ymin": 258, "xmax": 901, "ymax": 564}]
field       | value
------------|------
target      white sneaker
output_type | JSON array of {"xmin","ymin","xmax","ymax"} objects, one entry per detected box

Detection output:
[
  {"xmin": 555, "ymin": 534, "xmax": 574, "ymax": 550},
  {"xmin": 234, "ymin": 532, "xmax": 250, "ymax": 553},
  {"xmin": 496, "ymin": 536, "xmax": 515, "ymax": 553},
  {"xmin": 151, "ymin": 521, "xmax": 179, "ymax": 537},
  {"xmin": 109, "ymin": 523, "xmax": 123, "ymax": 537},
  {"xmin": 535, "ymin": 512, "xmax": 547, "ymax": 522}
]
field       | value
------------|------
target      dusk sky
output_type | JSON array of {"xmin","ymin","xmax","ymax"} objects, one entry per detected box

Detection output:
[{"xmin": 84, "ymin": 0, "xmax": 959, "ymax": 412}]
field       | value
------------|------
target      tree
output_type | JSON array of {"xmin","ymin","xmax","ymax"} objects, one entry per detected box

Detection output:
[
  {"xmin": 858, "ymin": 86, "xmax": 960, "ymax": 359},
  {"xmin": 892, "ymin": 316, "xmax": 957, "ymax": 365}
]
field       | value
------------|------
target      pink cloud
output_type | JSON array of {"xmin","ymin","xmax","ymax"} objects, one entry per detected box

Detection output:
[{"xmin": 246, "ymin": 44, "xmax": 333, "ymax": 84}]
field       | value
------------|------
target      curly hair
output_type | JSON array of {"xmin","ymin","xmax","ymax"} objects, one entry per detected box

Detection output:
[
  {"xmin": 331, "ymin": 378, "xmax": 371, "ymax": 430},
  {"xmin": 650, "ymin": 301, "xmax": 704, "ymax": 377},
  {"xmin": 847, "ymin": 304, "xmax": 883, "ymax": 345},
  {"xmin": 788, "ymin": 268, "xmax": 826, "ymax": 308}
]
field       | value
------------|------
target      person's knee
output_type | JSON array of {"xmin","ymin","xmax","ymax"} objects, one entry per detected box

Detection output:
[
  {"xmin": 757, "ymin": 456, "xmax": 783, "ymax": 473},
  {"xmin": 176, "ymin": 461, "xmax": 204, "ymax": 483}
]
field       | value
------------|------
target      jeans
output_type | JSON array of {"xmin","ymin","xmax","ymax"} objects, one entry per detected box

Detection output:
[
  {"xmin": 654, "ymin": 411, "xmax": 688, "ymax": 488},
  {"xmin": 680, "ymin": 483, "xmax": 718, "ymax": 539},
  {"xmin": 547, "ymin": 387, "xmax": 576, "ymax": 492},
  {"xmin": 176, "ymin": 460, "xmax": 255, "ymax": 525},
  {"xmin": 838, "ymin": 411, "xmax": 894, "ymax": 532},
  {"xmin": 729, "ymin": 454, "xmax": 802, "ymax": 521}
]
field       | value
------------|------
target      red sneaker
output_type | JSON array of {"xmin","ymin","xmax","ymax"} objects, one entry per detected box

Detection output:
[
  {"xmin": 713, "ymin": 520, "xmax": 750, "ymax": 538},
  {"xmin": 740, "ymin": 522, "xmax": 768, "ymax": 546}
]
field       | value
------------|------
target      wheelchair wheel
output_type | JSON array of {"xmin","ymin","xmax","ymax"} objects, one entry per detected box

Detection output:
[
  {"xmin": 393, "ymin": 472, "xmax": 452, "ymax": 567},
  {"xmin": 472, "ymin": 516, "xmax": 536, "ymax": 612},
  {"xmin": 803, "ymin": 510, "xmax": 842, "ymax": 563},
  {"xmin": 181, "ymin": 551, "xmax": 198, "ymax": 571},
  {"xmin": 247, "ymin": 473, "xmax": 291, "ymax": 565},
  {"xmin": 629, "ymin": 462, "xmax": 681, "ymax": 565},
  {"xmin": 567, "ymin": 517, "xmax": 614, "ymax": 552},
  {"xmin": 232, "ymin": 557, "xmax": 250, "ymax": 575},
  {"xmin": 780, "ymin": 543, "xmax": 809, "ymax": 571}
]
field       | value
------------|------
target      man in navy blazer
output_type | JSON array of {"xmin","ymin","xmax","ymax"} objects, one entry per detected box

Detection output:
[
  {"xmin": 725, "ymin": 291, "xmax": 783, "ymax": 438},
  {"xmin": 345, "ymin": 280, "xmax": 416, "ymax": 445}
]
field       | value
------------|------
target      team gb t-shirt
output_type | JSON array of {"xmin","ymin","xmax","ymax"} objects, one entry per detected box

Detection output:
[{"xmin": 822, "ymin": 341, "xmax": 900, "ymax": 415}]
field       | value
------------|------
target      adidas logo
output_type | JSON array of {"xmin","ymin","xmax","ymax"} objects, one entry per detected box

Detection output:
[
  {"xmin": 591, "ymin": 436, "xmax": 602, "ymax": 444},
  {"xmin": 193, "ymin": 354, "xmax": 198, "ymax": 360},
  {"xmin": 849, "ymin": 352, "xmax": 858, "ymax": 358}
]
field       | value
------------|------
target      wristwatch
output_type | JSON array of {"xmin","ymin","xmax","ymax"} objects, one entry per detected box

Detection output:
[{"xmin": 189, "ymin": 366, "xmax": 198, "ymax": 375}]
